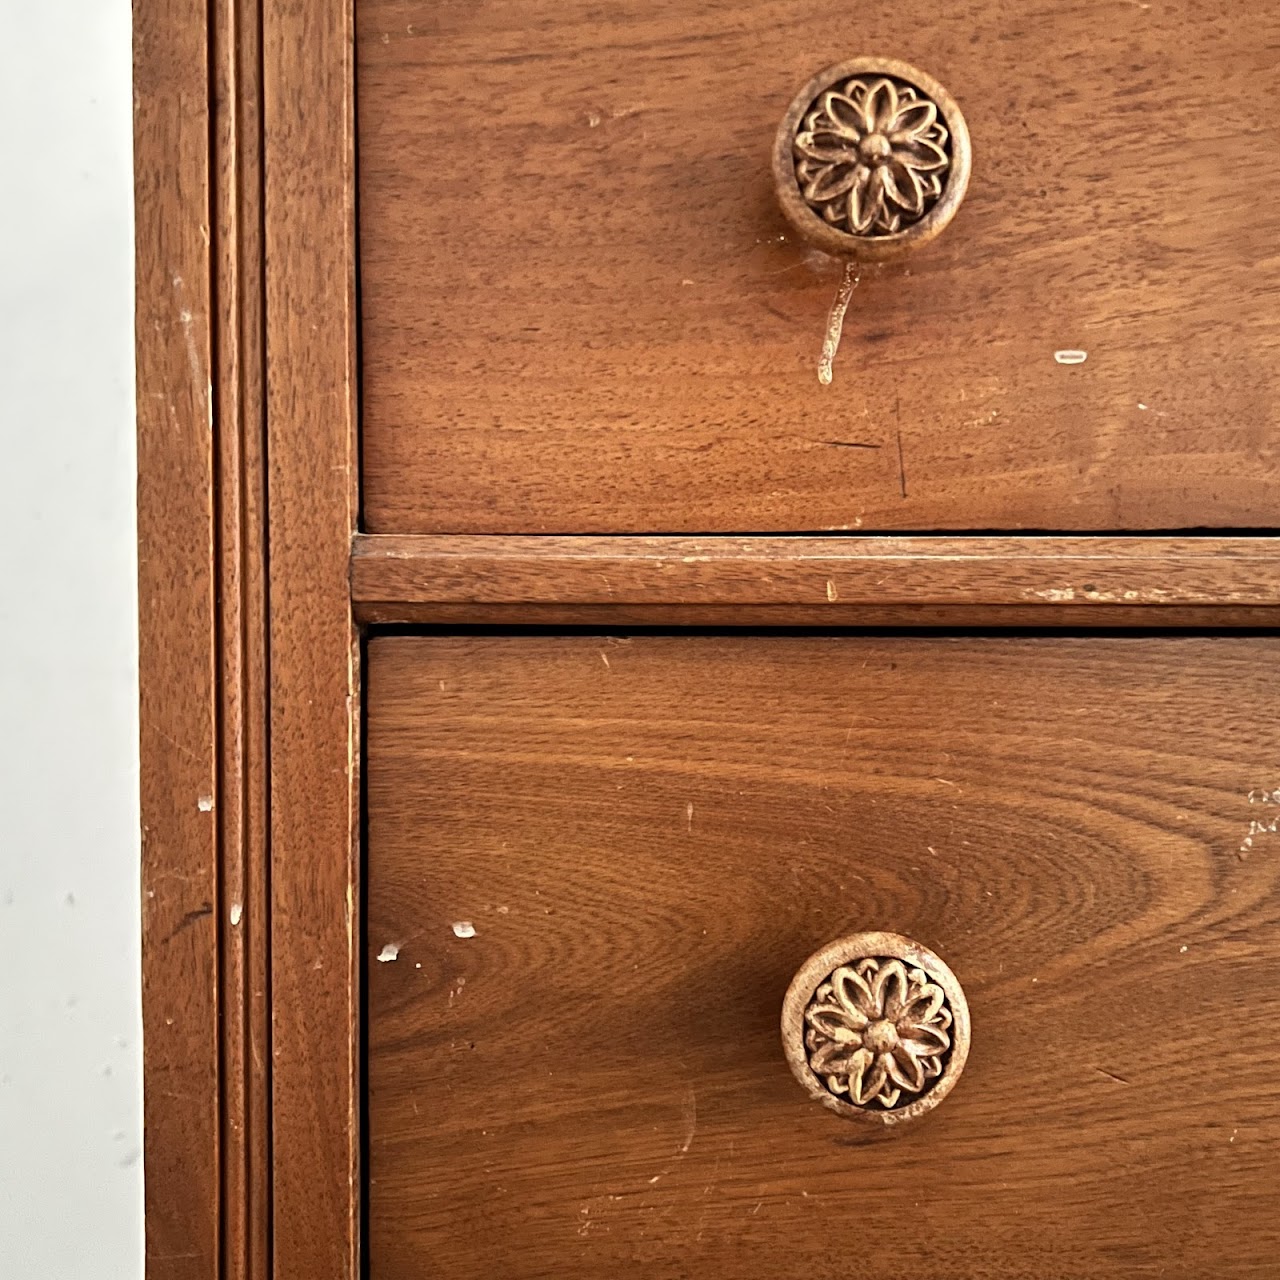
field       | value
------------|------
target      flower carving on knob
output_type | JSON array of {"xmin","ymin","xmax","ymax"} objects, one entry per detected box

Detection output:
[
  {"xmin": 803, "ymin": 956, "xmax": 953, "ymax": 1109},
  {"xmin": 793, "ymin": 76, "xmax": 951, "ymax": 237}
]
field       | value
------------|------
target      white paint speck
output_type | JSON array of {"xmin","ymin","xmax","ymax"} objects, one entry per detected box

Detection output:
[
  {"xmin": 586, "ymin": 110, "xmax": 602, "ymax": 128},
  {"xmin": 817, "ymin": 261, "xmax": 860, "ymax": 385},
  {"xmin": 197, "ymin": 795, "xmax": 214, "ymax": 812},
  {"xmin": 1137, "ymin": 402, "xmax": 1149, "ymax": 410},
  {"xmin": 1179, "ymin": 944, "xmax": 1188, "ymax": 953},
  {"xmin": 451, "ymin": 921, "xmax": 476, "ymax": 939},
  {"xmin": 1239, "ymin": 811, "xmax": 1280, "ymax": 855},
  {"xmin": 377, "ymin": 942, "xmax": 401, "ymax": 962},
  {"xmin": 230, "ymin": 903, "xmax": 242, "ymax": 927},
  {"xmin": 1054, "ymin": 349, "xmax": 1088, "ymax": 365}
]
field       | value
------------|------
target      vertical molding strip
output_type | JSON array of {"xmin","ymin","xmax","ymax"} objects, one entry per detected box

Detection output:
[
  {"xmin": 137, "ymin": 0, "xmax": 275, "ymax": 1273},
  {"xmin": 135, "ymin": 0, "xmax": 220, "ymax": 1274},
  {"xmin": 262, "ymin": 0, "xmax": 362, "ymax": 1275},
  {"xmin": 212, "ymin": 0, "xmax": 272, "ymax": 1276}
]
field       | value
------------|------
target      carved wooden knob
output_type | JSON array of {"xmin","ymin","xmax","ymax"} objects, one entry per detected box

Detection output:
[
  {"xmin": 781, "ymin": 931, "xmax": 970, "ymax": 1126},
  {"xmin": 773, "ymin": 58, "xmax": 971, "ymax": 261}
]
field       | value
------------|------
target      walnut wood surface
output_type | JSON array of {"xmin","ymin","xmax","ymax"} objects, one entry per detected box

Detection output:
[
  {"xmin": 137, "ymin": 1, "xmax": 274, "ymax": 1276},
  {"xmin": 212, "ymin": 2, "xmax": 271, "ymax": 1275},
  {"xmin": 262, "ymin": 0, "xmax": 362, "ymax": 1274},
  {"xmin": 358, "ymin": 0, "xmax": 1280, "ymax": 533},
  {"xmin": 135, "ymin": 1, "xmax": 221, "ymax": 1271},
  {"xmin": 368, "ymin": 635, "xmax": 1280, "ymax": 1278},
  {"xmin": 139, "ymin": 0, "xmax": 361, "ymax": 1274},
  {"xmin": 352, "ymin": 534, "xmax": 1280, "ymax": 625}
]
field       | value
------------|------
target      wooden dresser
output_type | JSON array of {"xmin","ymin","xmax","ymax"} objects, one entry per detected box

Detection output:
[{"xmin": 136, "ymin": 2, "xmax": 1280, "ymax": 1277}]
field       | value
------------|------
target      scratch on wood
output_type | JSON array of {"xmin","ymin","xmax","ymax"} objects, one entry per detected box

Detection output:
[
  {"xmin": 678, "ymin": 1086, "xmax": 698, "ymax": 1154},
  {"xmin": 171, "ymin": 274, "xmax": 210, "ymax": 425},
  {"xmin": 895, "ymin": 415, "xmax": 907, "ymax": 499},
  {"xmin": 1094, "ymin": 1066, "xmax": 1131, "ymax": 1085},
  {"xmin": 145, "ymin": 721, "xmax": 199, "ymax": 763}
]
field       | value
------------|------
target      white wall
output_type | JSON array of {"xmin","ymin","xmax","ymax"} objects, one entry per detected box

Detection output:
[{"xmin": 0, "ymin": 3, "xmax": 143, "ymax": 1276}]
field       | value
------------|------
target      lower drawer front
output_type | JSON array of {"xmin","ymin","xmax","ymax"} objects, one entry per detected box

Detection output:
[{"xmin": 367, "ymin": 635, "xmax": 1280, "ymax": 1279}]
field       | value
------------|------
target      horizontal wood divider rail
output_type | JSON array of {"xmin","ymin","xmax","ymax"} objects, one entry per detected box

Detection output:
[{"xmin": 352, "ymin": 535, "xmax": 1280, "ymax": 627}]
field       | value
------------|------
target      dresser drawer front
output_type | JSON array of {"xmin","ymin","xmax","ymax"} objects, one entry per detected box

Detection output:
[
  {"xmin": 367, "ymin": 634, "xmax": 1280, "ymax": 1278},
  {"xmin": 358, "ymin": 0, "xmax": 1280, "ymax": 534}
]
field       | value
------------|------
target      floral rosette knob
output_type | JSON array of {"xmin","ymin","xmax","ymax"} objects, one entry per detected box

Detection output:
[{"xmin": 782, "ymin": 931, "xmax": 971, "ymax": 1126}]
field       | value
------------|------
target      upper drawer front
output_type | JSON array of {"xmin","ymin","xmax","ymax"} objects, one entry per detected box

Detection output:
[{"xmin": 358, "ymin": 1, "xmax": 1280, "ymax": 534}]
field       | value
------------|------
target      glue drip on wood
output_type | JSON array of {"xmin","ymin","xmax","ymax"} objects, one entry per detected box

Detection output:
[{"xmin": 817, "ymin": 262, "xmax": 860, "ymax": 386}]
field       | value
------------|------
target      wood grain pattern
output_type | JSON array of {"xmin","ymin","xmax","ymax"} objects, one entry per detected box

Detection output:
[
  {"xmin": 368, "ymin": 635, "xmax": 1280, "ymax": 1279},
  {"xmin": 262, "ymin": 0, "xmax": 361, "ymax": 1275},
  {"xmin": 137, "ymin": 0, "xmax": 273, "ymax": 1275},
  {"xmin": 135, "ymin": 1, "xmax": 220, "ymax": 1272},
  {"xmin": 358, "ymin": 0, "xmax": 1280, "ymax": 534},
  {"xmin": 352, "ymin": 534, "xmax": 1280, "ymax": 625},
  {"xmin": 213, "ymin": 1, "xmax": 271, "ymax": 1275}
]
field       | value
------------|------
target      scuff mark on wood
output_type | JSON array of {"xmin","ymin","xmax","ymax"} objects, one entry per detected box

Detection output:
[{"xmin": 162, "ymin": 903, "xmax": 214, "ymax": 944}]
